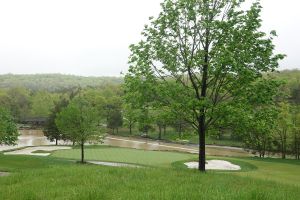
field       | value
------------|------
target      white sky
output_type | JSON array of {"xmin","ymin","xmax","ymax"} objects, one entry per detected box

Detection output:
[{"xmin": 0, "ymin": 0, "xmax": 299, "ymax": 77}]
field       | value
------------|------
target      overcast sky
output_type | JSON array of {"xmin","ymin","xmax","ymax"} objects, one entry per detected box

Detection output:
[{"xmin": 0, "ymin": 0, "xmax": 299, "ymax": 77}]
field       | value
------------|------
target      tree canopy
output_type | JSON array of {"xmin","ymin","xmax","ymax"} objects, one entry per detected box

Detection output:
[
  {"xmin": 125, "ymin": 0, "xmax": 284, "ymax": 171},
  {"xmin": 55, "ymin": 96, "xmax": 104, "ymax": 163},
  {"xmin": 0, "ymin": 108, "xmax": 18, "ymax": 145}
]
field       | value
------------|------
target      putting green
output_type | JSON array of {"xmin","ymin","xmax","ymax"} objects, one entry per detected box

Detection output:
[{"xmin": 51, "ymin": 146, "xmax": 196, "ymax": 167}]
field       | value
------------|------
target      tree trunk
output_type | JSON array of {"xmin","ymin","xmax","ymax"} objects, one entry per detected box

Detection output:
[
  {"xmin": 282, "ymin": 133, "xmax": 286, "ymax": 159},
  {"xmin": 297, "ymin": 141, "xmax": 300, "ymax": 159},
  {"xmin": 262, "ymin": 140, "xmax": 266, "ymax": 158},
  {"xmin": 129, "ymin": 123, "xmax": 132, "ymax": 135},
  {"xmin": 81, "ymin": 139, "xmax": 84, "ymax": 163},
  {"xmin": 198, "ymin": 118, "xmax": 206, "ymax": 172},
  {"xmin": 197, "ymin": 20, "xmax": 209, "ymax": 172},
  {"xmin": 294, "ymin": 134, "xmax": 298, "ymax": 160},
  {"xmin": 282, "ymin": 141, "xmax": 286, "ymax": 159},
  {"xmin": 298, "ymin": 143, "xmax": 300, "ymax": 159},
  {"xmin": 179, "ymin": 123, "xmax": 182, "ymax": 138},
  {"xmin": 55, "ymin": 138, "xmax": 58, "ymax": 146},
  {"xmin": 163, "ymin": 125, "xmax": 166, "ymax": 135},
  {"xmin": 158, "ymin": 126, "xmax": 162, "ymax": 140}
]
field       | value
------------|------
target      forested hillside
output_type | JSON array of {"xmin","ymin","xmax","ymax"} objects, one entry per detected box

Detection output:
[
  {"xmin": 0, "ymin": 74, "xmax": 123, "ymax": 92},
  {"xmin": 0, "ymin": 71, "xmax": 300, "ymax": 159},
  {"xmin": 0, "ymin": 71, "xmax": 299, "ymax": 92}
]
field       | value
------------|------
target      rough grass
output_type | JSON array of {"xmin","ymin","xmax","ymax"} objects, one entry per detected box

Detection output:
[
  {"xmin": 0, "ymin": 154, "xmax": 300, "ymax": 200},
  {"xmin": 233, "ymin": 157, "xmax": 300, "ymax": 186},
  {"xmin": 51, "ymin": 146, "xmax": 300, "ymax": 186},
  {"xmin": 1, "ymin": 147, "xmax": 300, "ymax": 200}
]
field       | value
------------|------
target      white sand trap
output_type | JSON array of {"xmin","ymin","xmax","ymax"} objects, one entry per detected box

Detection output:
[
  {"xmin": 0, "ymin": 172, "xmax": 10, "ymax": 177},
  {"xmin": 88, "ymin": 161, "xmax": 142, "ymax": 168},
  {"xmin": 4, "ymin": 146, "xmax": 71, "ymax": 156},
  {"xmin": 185, "ymin": 160, "xmax": 241, "ymax": 171}
]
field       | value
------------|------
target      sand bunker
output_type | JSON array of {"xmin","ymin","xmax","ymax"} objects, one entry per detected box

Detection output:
[
  {"xmin": 88, "ymin": 161, "xmax": 142, "ymax": 168},
  {"xmin": 4, "ymin": 146, "xmax": 71, "ymax": 156},
  {"xmin": 185, "ymin": 160, "xmax": 241, "ymax": 171},
  {"xmin": 0, "ymin": 172, "xmax": 10, "ymax": 177}
]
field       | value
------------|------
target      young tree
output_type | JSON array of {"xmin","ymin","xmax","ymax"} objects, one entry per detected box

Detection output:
[
  {"xmin": 290, "ymin": 105, "xmax": 300, "ymax": 160},
  {"xmin": 123, "ymin": 104, "xmax": 138, "ymax": 135},
  {"xmin": 104, "ymin": 96, "xmax": 122, "ymax": 130},
  {"xmin": 137, "ymin": 106, "xmax": 153, "ymax": 136},
  {"xmin": 29, "ymin": 91, "xmax": 59, "ymax": 118},
  {"xmin": 0, "ymin": 108, "xmax": 19, "ymax": 145},
  {"xmin": 275, "ymin": 102, "xmax": 292, "ymax": 159},
  {"xmin": 125, "ymin": 0, "xmax": 283, "ymax": 171},
  {"xmin": 55, "ymin": 96, "xmax": 103, "ymax": 163},
  {"xmin": 44, "ymin": 97, "xmax": 69, "ymax": 145},
  {"xmin": 231, "ymin": 78, "xmax": 280, "ymax": 157},
  {"xmin": 239, "ymin": 106, "xmax": 277, "ymax": 158},
  {"xmin": 107, "ymin": 109, "xmax": 123, "ymax": 134},
  {"xmin": 6, "ymin": 87, "xmax": 31, "ymax": 121},
  {"xmin": 152, "ymin": 107, "xmax": 173, "ymax": 140}
]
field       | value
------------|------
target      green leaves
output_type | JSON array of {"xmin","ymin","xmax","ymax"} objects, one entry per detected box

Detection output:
[
  {"xmin": 126, "ymin": 0, "xmax": 282, "ymax": 130},
  {"xmin": 55, "ymin": 96, "xmax": 103, "ymax": 143},
  {"xmin": 0, "ymin": 107, "xmax": 18, "ymax": 145}
]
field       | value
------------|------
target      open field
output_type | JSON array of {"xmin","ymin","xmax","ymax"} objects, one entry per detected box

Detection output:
[{"xmin": 1, "ymin": 146, "xmax": 299, "ymax": 200}]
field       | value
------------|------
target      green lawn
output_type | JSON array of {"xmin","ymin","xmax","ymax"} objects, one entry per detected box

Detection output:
[
  {"xmin": 1, "ymin": 147, "xmax": 300, "ymax": 199},
  {"xmin": 51, "ymin": 146, "xmax": 196, "ymax": 167}
]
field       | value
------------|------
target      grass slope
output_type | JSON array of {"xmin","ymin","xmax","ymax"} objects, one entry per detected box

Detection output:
[
  {"xmin": 0, "ymin": 154, "xmax": 300, "ymax": 200},
  {"xmin": 51, "ymin": 146, "xmax": 300, "ymax": 186}
]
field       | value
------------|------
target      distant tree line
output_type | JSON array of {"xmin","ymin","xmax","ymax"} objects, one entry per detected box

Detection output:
[
  {"xmin": 1, "ymin": 72, "xmax": 300, "ymax": 160},
  {"xmin": 0, "ymin": 74, "xmax": 123, "ymax": 92}
]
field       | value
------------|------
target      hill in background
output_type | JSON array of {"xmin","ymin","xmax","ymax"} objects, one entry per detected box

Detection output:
[
  {"xmin": 0, "ymin": 70, "xmax": 300, "ymax": 92},
  {"xmin": 0, "ymin": 74, "xmax": 123, "ymax": 92}
]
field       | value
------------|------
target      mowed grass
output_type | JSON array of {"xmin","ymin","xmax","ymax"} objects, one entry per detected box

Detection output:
[
  {"xmin": 51, "ymin": 146, "xmax": 196, "ymax": 167},
  {"xmin": 0, "ymin": 154, "xmax": 300, "ymax": 200}
]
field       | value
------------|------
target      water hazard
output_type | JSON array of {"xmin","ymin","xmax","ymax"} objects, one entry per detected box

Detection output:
[{"xmin": 0, "ymin": 130, "xmax": 250, "ymax": 157}]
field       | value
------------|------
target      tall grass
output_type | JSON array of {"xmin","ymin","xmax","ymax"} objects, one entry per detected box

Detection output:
[{"xmin": 0, "ymin": 162, "xmax": 299, "ymax": 200}]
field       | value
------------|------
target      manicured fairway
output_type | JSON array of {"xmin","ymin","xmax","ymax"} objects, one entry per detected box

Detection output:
[{"xmin": 51, "ymin": 146, "xmax": 196, "ymax": 167}]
